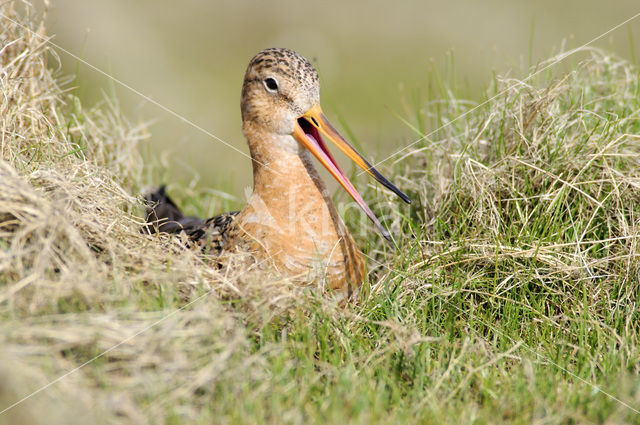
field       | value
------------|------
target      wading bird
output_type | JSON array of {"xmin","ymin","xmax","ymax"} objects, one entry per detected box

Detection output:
[{"xmin": 146, "ymin": 48, "xmax": 410, "ymax": 302}]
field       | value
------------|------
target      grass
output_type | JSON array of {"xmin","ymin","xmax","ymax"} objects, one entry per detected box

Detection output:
[{"xmin": 1, "ymin": 2, "xmax": 640, "ymax": 424}]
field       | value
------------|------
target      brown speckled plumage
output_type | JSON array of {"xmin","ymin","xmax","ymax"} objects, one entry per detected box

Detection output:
[{"xmin": 144, "ymin": 186, "xmax": 238, "ymax": 256}]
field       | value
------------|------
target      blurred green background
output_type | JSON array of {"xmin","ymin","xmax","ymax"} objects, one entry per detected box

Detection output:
[{"xmin": 42, "ymin": 0, "xmax": 639, "ymax": 195}]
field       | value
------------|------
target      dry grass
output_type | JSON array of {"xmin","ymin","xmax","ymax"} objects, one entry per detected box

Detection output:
[{"xmin": 0, "ymin": 3, "xmax": 314, "ymax": 424}]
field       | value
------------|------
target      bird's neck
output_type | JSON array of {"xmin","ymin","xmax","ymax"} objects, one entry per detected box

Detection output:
[{"xmin": 246, "ymin": 132, "xmax": 337, "ymax": 229}]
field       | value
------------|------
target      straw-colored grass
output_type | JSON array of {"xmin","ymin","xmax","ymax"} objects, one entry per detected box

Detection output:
[
  {"xmin": 0, "ymin": 4, "xmax": 311, "ymax": 424},
  {"xmin": 1, "ymin": 2, "xmax": 640, "ymax": 424}
]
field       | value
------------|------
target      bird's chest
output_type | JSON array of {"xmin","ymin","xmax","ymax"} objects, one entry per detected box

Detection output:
[{"xmin": 230, "ymin": 183, "xmax": 363, "ymax": 295}]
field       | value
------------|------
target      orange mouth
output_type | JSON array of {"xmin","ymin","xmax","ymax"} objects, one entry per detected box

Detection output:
[{"xmin": 292, "ymin": 105, "xmax": 410, "ymax": 240}]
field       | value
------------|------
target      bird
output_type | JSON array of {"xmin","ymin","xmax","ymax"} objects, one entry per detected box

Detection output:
[{"xmin": 145, "ymin": 47, "xmax": 410, "ymax": 303}]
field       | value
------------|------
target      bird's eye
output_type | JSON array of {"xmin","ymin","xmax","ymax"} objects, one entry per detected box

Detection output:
[{"xmin": 263, "ymin": 77, "xmax": 279, "ymax": 92}]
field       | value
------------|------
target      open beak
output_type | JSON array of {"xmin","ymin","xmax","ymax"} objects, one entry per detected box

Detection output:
[{"xmin": 292, "ymin": 104, "xmax": 411, "ymax": 241}]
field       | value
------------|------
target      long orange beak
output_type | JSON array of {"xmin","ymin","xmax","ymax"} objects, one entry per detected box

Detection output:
[{"xmin": 292, "ymin": 105, "xmax": 410, "ymax": 241}]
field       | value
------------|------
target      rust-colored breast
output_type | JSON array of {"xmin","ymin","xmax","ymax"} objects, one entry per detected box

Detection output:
[{"xmin": 226, "ymin": 138, "xmax": 365, "ymax": 302}]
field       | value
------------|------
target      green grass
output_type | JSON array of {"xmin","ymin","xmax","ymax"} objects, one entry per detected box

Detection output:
[{"xmin": 1, "ymin": 3, "xmax": 640, "ymax": 424}]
